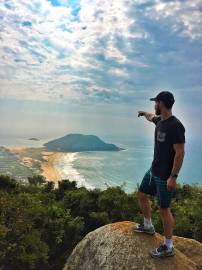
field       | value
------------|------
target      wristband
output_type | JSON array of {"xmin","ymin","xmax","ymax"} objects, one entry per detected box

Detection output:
[{"xmin": 170, "ymin": 172, "xmax": 178, "ymax": 178}]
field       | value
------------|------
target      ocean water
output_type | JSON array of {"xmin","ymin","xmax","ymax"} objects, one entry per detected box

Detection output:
[
  {"xmin": 0, "ymin": 135, "xmax": 48, "ymax": 148},
  {"xmin": 0, "ymin": 135, "xmax": 201, "ymax": 193},
  {"xmin": 53, "ymin": 136, "xmax": 202, "ymax": 193}
]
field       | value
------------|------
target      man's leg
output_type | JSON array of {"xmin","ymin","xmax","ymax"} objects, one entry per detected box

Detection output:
[
  {"xmin": 150, "ymin": 177, "xmax": 175, "ymax": 258},
  {"xmin": 137, "ymin": 191, "xmax": 152, "ymax": 220},
  {"xmin": 160, "ymin": 207, "xmax": 175, "ymax": 241},
  {"xmin": 134, "ymin": 169, "xmax": 156, "ymax": 234}
]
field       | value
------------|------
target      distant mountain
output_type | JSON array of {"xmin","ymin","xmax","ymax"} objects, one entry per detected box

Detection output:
[{"xmin": 43, "ymin": 134, "xmax": 125, "ymax": 152}]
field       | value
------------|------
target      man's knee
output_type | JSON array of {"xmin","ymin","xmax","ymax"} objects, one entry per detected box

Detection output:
[
  {"xmin": 159, "ymin": 207, "xmax": 171, "ymax": 217},
  {"xmin": 138, "ymin": 191, "xmax": 148, "ymax": 202},
  {"xmin": 160, "ymin": 207, "xmax": 175, "ymax": 225}
]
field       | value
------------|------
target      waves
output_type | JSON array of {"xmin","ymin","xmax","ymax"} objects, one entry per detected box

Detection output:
[
  {"xmin": 54, "ymin": 152, "xmax": 95, "ymax": 190},
  {"xmin": 52, "ymin": 145, "xmax": 154, "ymax": 192}
]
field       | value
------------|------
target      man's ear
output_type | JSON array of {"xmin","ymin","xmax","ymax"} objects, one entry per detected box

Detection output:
[{"xmin": 159, "ymin": 100, "xmax": 164, "ymax": 108}]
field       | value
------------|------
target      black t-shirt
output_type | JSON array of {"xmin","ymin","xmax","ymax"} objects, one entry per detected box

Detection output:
[{"xmin": 151, "ymin": 115, "xmax": 185, "ymax": 180}]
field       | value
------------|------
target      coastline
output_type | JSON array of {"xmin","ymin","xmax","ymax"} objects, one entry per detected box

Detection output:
[
  {"xmin": 7, "ymin": 146, "xmax": 64, "ymax": 188},
  {"xmin": 41, "ymin": 151, "xmax": 64, "ymax": 188}
]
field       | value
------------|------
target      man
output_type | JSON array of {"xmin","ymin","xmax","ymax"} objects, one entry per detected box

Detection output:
[{"xmin": 134, "ymin": 91, "xmax": 185, "ymax": 258}]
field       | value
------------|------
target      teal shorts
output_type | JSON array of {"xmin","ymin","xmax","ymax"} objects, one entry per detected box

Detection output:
[{"xmin": 138, "ymin": 168, "xmax": 175, "ymax": 208}]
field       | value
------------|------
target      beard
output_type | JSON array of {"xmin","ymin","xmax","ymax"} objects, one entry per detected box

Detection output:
[{"xmin": 155, "ymin": 107, "xmax": 161, "ymax": 115}]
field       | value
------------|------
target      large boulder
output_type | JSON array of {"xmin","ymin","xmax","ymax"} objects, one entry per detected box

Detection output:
[
  {"xmin": 64, "ymin": 221, "xmax": 202, "ymax": 270},
  {"xmin": 173, "ymin": 235, "xmax": 202, "ymax": 269}
]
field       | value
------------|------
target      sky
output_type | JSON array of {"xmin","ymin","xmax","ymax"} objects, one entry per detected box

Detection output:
[{"xmin": 0, "ymin": 0, "xmax": 202, "ymax": 142}]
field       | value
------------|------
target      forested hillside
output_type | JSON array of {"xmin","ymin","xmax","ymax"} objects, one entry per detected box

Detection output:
[{"xmin": 0, "ymin": 175, "xmax": 201, "ymax": 270}]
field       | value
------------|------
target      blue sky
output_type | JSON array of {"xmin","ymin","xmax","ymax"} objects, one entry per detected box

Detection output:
[{"xmin": 0, "ymin": 0, "xmax": 202, "ymax": 140}]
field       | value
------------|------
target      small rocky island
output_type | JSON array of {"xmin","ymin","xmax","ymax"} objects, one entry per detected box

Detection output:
[
  {"xmin": 28, "ymin": 138, "xmax": 40, "ymax": 141},
  {"xmin": 43, "ymin": 133, "xmax": 125, "ymax": 152}
]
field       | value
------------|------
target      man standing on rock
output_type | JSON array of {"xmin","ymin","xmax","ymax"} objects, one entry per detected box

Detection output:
[{"xmin": 134, "ymin": 91, "xmax": 185, "ymax": 258}]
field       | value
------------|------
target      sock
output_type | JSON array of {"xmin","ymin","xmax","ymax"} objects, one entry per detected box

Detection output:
[
  {"xmin": 164, "ymin": 238, "xmax": 173, "ymax": 249},
  {"xmin": 144, "ymin": 217, "xmax": 152, "ymax": 228}
]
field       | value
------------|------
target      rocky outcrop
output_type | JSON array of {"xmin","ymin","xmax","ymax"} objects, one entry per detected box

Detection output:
[
  {"xmin": 64, "ymin": 221, "xmax": 202, "ymax": 270},
  {"xmin": 173, "ymin": 235, "xmax": 202, "ymax": 269}
]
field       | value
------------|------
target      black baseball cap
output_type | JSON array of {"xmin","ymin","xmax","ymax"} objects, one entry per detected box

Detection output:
[{"xmin": 150, "ymin": 91, "xmax": 175, "ymax": 108}]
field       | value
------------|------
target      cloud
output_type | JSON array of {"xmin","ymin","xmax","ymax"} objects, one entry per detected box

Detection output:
[
  {"xmin": 0, "ymin": 0, "xmax": 201, "ymax": 105},
  {"xmin": 153, "ymin": 0, "xmax": 202, "ymax": 40}
]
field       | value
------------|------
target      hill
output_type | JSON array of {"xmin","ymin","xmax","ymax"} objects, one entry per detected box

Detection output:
[{"xmin": 43, "ymin": 133, "xmax": 124, "ymax": 152}]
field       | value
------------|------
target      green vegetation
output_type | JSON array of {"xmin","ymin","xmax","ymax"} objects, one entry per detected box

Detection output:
[{"xmin": 0, "ymin": 174, "xmax": 201, "ymax": 269}]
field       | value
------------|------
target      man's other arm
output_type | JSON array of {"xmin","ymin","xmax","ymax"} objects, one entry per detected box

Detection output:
[
  {"xmin": 167, "ymin": 143, "xmax": 185, "ymax": 190},
  {"xmin": 171, "ymin": 144, "xmax": 185, "ymax": 175},
  {"xmin": 167, "ymin": 122, "xmax": 186, "ymax": 190}
]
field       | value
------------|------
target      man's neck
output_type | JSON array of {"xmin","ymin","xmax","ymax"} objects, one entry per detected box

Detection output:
[{"xmin": 161, "ymin": 111, "xmax": 173, "ymax": 120}]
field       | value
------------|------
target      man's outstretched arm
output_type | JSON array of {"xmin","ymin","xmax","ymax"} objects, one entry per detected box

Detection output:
[{"xmin": 138, "ymin": 111, "xmax": 156, "ymax": 122}]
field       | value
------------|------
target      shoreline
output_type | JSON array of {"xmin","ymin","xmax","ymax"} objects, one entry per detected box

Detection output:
[
  {"xmin": 41, "ymin": 151, "xmax": 64, "ymax": 188},
  {"xmin": 7, "ymin": 146, "xmax": 64, "ymax": 188}
]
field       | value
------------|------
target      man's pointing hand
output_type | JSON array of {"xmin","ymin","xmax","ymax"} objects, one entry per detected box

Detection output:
[
  {"xmin": 138, "ymin": 111, "xmax": 146, "ymax": 117},
  {"xmin": 138, "ymin": 111, "xmax": 155, "ymax": 122}
]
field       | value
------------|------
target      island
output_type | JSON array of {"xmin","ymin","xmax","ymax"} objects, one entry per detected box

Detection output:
[
  {"xmin": 28, "ymin": 138, "xmax": 40, "ymax": 141},
  {"xmin": 43, "ymin": 133, "xmax": 125, "ymax": 152}
]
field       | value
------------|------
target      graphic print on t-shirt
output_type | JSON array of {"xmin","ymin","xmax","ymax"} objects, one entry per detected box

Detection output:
[{"xmin": 157, "ymin": 130, "xmax": 166, "ymax": 142}]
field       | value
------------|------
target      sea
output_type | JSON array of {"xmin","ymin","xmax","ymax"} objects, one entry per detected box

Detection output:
[{"xmin": 0, "ymin": 135, "xmax": 201, "ymax": 193}]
